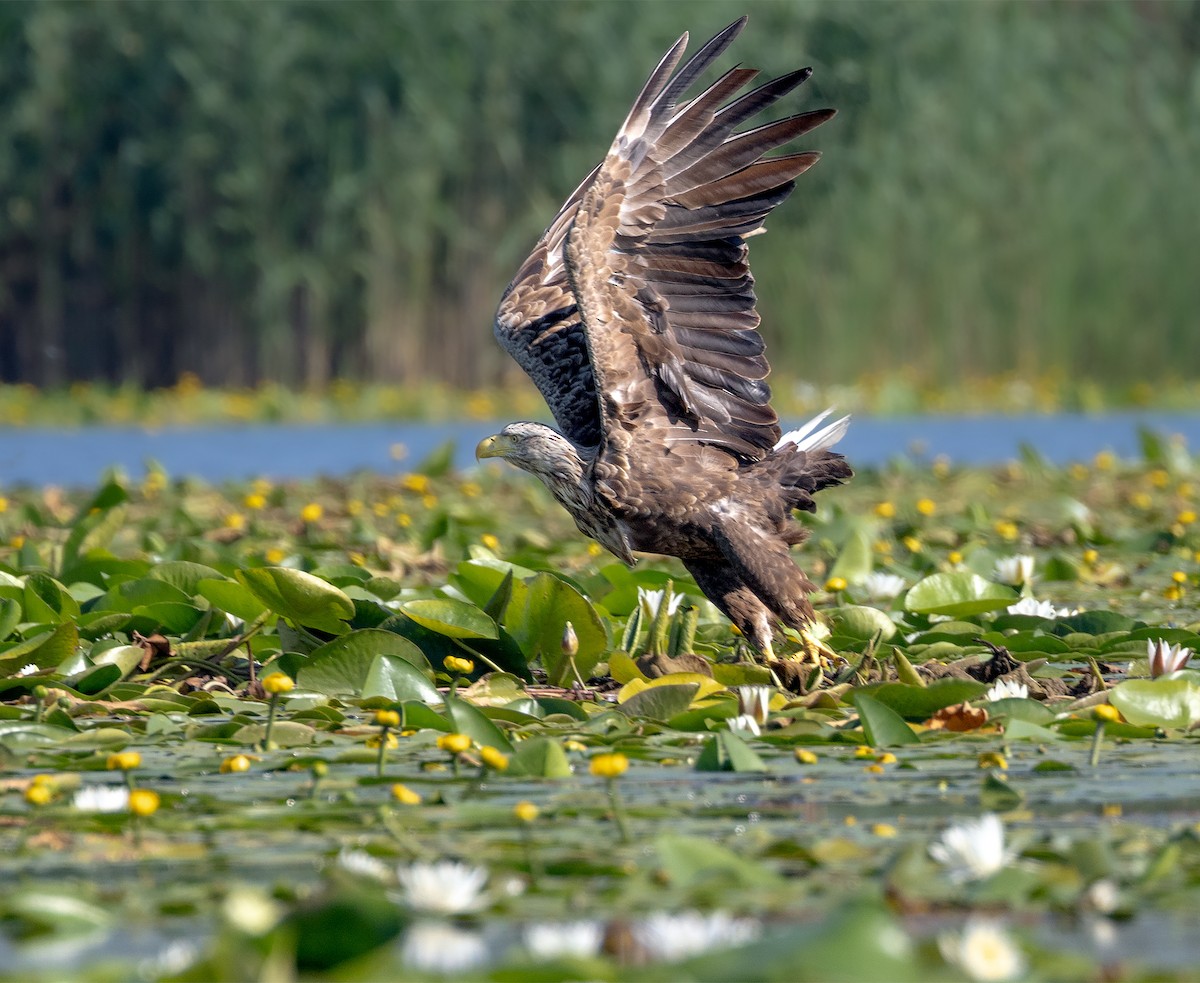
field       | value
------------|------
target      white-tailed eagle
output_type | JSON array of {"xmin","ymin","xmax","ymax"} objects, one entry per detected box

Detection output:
[{"xmin": 477, "ymin": 17, "xmax": 852, "ymax": 662}]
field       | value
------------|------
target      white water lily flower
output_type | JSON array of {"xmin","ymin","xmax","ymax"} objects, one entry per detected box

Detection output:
[
  {"xmin": 634, "ymin": 910, "xmax": 760, "ymax": 962},
  {"xmin": 402, "ymin": 920, "xmax": 489, "ymax": 975},
  {"xmin": 1085, "ymin": 878, "xmax": 1120, "ymax": 914},
  {"xmin": 524, "ymin": 920, "xmax": 603, "ymax": 961},
  {"xmin": 14, "ymin": 663, "xmax": 39, "ymax": 677},
  {"xmin": 1006, "ymin": 596, "xmax": 1076, "ymax": 619},
  {"xmin": 138, "ymin": 940, "xmax": 200, "ymax": 980},
  {"xmin": 336, "ymin": 848, "xmax": 391, "ymax": 882},
  {"xmin": 938, "ymin": 919, "xmax": 1025, "ymax": 981},
  {"xmin": 993, "ymin": 555, "xmax": 1035, "ymax": 586},
  {"xmin": 734, "ymin": 685, "xmax": 772, "ymax": 725},
  {"xmin": 72, "ymin": 784, "xmax": 130, "ymax": 813},
  {"xmin": 985, "ymin": 679, "xmax": 1029, "ymax": 702},
  {"xmin": 638, "ymin": 586, "xmax": 684, "ymax": 621},
  {"xmin": 859, "ymin": 571, "xmax": 907, "ymax": 602},
  {"xmin": 727, "ymin": 714, "xmax": 761, "ymax": 737},
  {"xmin": 222, "ymin": 887, "xmax": 285, "ymax": 935},
  {"xmin": 396, "ymin": 861, "xmax": 488, "ymax": 914},
  {"xmin": 1147, "ymin": 638, "xmax": 1193, "ymax": 677},
  {"xmin": 929, "ymin": 813, "xmax": 1012, "ymax": 883}
]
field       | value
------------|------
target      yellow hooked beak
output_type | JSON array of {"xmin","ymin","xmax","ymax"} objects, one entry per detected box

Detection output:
[{"xmin": 475, "ymin": 434, "xmax": 512, "ymax": 460}]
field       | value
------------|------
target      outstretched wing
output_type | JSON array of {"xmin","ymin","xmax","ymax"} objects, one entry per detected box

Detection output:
[
  {"xmin": 496, "ymin": 17, "xmax": 832, "ymax": 459},
  {"xmin": 494, "ymin": 162, "xmax": 605, "ymax": 448}
]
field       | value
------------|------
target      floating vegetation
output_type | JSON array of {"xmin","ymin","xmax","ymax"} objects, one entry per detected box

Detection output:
[{"xmin": 1, "ymin": 445, "xmax": 1199, "ymax": 980}]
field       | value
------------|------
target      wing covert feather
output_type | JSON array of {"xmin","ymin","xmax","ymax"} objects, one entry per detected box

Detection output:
[{"xmin": 495, "ymin": 17, "xmax": 832, "ymax": 462}]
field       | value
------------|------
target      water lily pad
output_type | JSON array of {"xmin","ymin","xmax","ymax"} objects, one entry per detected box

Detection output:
[
  {"xmin": 617, "ymin": 682, "xmax": 700, "ymax": 721},
  {"xmin": 237, "ymin": 567, "xmax": 354, "ymax": 633},
  {"xmin": 505, "ymin": 573, "xmax": 607, "ymax": 686},
  {"xmin": 1050, "ymin": 611, "xmax": 1139, "ymax": 637},
  {"xmin": 361, "ymin": 654, "xmax": 441, "ymax": 703},
  {"xmin": 198, "ymin": 578, "xmax": 270, "ymax": 623},
  {"xmin": 710, "ymin": 663, "xmax": 774, "ymax": 686},
  {"xmin": 0, "ymin": 598, "xmax": 21, "ymax": 642},
  {"xmin": 300, "ymin": 630, "xmax": 433, "ymax": 698},
  {"xmin": 858, "ymin": 679, "xmax": 987, "ymax": 720},
  {"xmin": 853, "ymin": 692, "xmax": 920, "ymax": 746},
  {"xmin": 507, "ymin": 736, "xmax": 572, "ymax": 778},
  {"xmin": 904, "ymin": 572, "xmax": 1017, "ymax": 617},
  {"xmin": 696, "ymin": 730, "xmax": 768, "ymax": 772},
  {"xmin": 1109, "ymin": 677, "xmax": 1200, "ymax": 729},
  {"xmin": 656, "ymin": 833, "xmax": 780, "ymax": 890},
  {"xmin": 147, "ymin": 560, "xmax": 227, "ymax": 596},
  {"xmin": 399, "ymin": 597, "xmax": 498, "ymax": 640},
  {"xmin": 830, "ymin": 605, "xmax": 897, "ymax": 642},
  {"xmin": 233, "ymin": 720, "xmax": 318, "ymax": 747},
  {"xmin": 443, "ymin": 692, "xmax": 514, "ymax": 753},
  {"xmin": 0, "ymin": 621, "xmax": 79, "ymax": 672}
]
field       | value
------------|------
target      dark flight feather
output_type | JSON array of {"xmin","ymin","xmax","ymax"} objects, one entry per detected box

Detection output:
[{"xmin": 486, "ymin": 18, "xmax": 853, "ymax": 668}]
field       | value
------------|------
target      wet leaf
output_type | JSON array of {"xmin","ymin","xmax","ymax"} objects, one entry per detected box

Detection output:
[
  {"xmin": 904, "ymin": 572, "xmax": 1017, "ymax": 617},
  {"xmin": 237, "ymin": 567, "xmax": 354, "ymax": 632},
  {"xmin": 444, "ymin": 691, "xmax": 514, "ymax": 753},
  {"xmin": 616, "ymin": 682, "xmax": 700, "ymax": 721},
  {"xmin": 505, "ymin": 573, "xmax": 607, "ymax": 686},
  {"xmin": 854, "ymin": 692, "xmax": 921, "ymax": 746},
  {"xmin": 507, "ymin": 737, "xmax": 572, "ymax": 778},
  {"xmin": 1109, "ymin": 677, "xmax": 1200, "ymax": 729},
  {"xmin": 300, "ymin": 630, "xmax": 433, "ymax": 698},
  {"xmin": 696, "ymin": 730, "xmax": 768, "ymax": 772},
  {"xmin": 400, "ymin": 597, "xmax": 498, "ymax": 640}
]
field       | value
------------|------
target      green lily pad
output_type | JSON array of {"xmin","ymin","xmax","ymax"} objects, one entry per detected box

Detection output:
[
  {"xmin": 507, "ymin": 736, "xmax": 572, "ymax": 778},
  {"xmin": 696, "ymin": 730, "xmax": 768, "ymax": 772},
  {"xmin": 1109, "ymin": 677, "xmax": 1200, "ymax": 729},
  {"xmin": 904, "ymin": 572, "xmax": 1017, "ymax": 617},
  {"xmin": 617, "ymin": 683, "xmax": 699, "ymax": 721},
  {"xmin": 198, "ymin": 578, "xmax": 270, "ymax": 623},
  {"xmin": 830, "ymin": 605, "xmax": 897, "ymax": 642},
  {"xmin": 0, "ymin": 598, "xmax": 21, "ymax": 642},
  {"xmin": 505, "ymin": 573, "xmax": 608, "ymax": 686},
  {"xmin": 853, "ymin": 692, "xmax": 920, "ymax": 746},
  {"xmin": 400, "ymin": 597, "xmax": 498, "ymax": 640},
  {"xmin": 858, "ymin": 679, "xmax": 987, "ymax": 720},
  {"xmin": 236, "ymin": 567, "xmax": 354, "ymax": 633},
  {"xmin": 361, "ymin": 655, "xmax": 442, "ymax": 703},
  {"xmin": 300, "ymin": 631, "xmax": 434, "ymax": 699},
  {"xmin": 0, "ymin": 621, "xmax": 80, "ymax": 672},
  {"xmin": 443, "ymin": 691, "xmax": 514, "ymax": 753}
]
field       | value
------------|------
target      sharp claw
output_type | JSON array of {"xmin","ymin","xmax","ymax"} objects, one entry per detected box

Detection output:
[{"xmin": 798, "ymin": 623, "xmax": 837, "ymax": 666}]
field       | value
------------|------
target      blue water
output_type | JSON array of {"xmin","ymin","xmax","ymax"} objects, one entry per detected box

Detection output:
[{"xmin": 0, "ymin": 413, "xmax": 1196, "ymax": 487}]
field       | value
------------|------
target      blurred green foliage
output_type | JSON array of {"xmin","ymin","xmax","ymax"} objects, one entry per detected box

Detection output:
[{"xmin": 1, "ymin": 0, "xmax": 1197, "ymax": 393}]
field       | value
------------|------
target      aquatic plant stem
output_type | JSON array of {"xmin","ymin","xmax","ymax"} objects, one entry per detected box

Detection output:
[
  {"xmin": 1090, "ymin": 721, "xmax": 1106, "ymax": 768},
  {"xmin": 376, "ymin": 726, "xmax": 390, "ymax": 777},
  {"xmin": 607, "ymin": 778, "xmax": 631, "ymax": 844},
  {"xmin": 262, "ymin": 694, "xmax": 280, "ymax": 750}
]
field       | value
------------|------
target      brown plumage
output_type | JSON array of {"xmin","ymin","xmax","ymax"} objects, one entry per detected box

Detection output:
[{"xmin": 477, "ymin": 17, "xmax": 852, "ymax": 661}]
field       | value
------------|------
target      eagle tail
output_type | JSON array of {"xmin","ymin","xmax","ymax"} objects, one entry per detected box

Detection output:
[{"xmin": 768, "ymin": 408, "xmax": 854, "ymax": 514}]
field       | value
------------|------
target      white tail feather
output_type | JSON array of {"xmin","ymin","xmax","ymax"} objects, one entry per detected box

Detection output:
[{"xmin": 775, "ymin": 408, "xmax": 851, "ymax": 452}]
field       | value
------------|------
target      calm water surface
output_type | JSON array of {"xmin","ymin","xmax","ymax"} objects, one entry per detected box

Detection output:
[{"xmin": 0, "ymin": 413, "xmax": 1197, "ymax": 486}]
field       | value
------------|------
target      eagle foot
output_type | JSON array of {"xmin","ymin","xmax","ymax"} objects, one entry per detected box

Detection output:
[{"xmin": 768, "ymin": 658, "xmax": 811, "ymax": 695}]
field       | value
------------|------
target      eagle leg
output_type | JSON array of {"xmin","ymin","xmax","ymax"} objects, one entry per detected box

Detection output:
[{"xmin": 682, "ymin": 557, "xmax": 778, "ymax": 659}]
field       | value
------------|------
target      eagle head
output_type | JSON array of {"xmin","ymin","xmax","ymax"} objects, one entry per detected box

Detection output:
[{"xmin": 475, "ymin": 422, "xmax": 586, "ymax": 485}]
